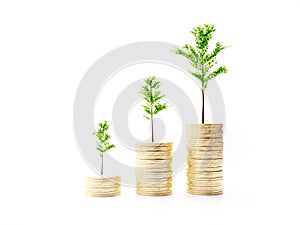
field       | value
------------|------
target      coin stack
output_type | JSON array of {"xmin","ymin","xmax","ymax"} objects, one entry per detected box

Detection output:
[
  {"xmin": 187, "ymin": 124, "xmax": 223, "ymax": 195},
  {"xmin": 84, "ymin": 176, "xmax": 121, "ymax": 197},
  {"xmin": 136, "ymin": 142, "xmax": 172, "ymax": 196}
]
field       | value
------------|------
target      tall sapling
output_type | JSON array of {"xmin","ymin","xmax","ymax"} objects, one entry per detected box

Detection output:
[{"xmin": 174, "ymin": 24, "xmax": 229, "ymax": 124}]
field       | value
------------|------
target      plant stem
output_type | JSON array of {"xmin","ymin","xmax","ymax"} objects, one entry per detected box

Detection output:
[
  {"xmin": 150, "ymin": 80, "xmax": 154, "ymax": 142},
  {"xmin": 202, "ymin": 84, "xmax": 205, "ymax": 124},
  {"xmin": 201, "ymin": 63, "xmax": 205, "ymax": 124},
  {"xmin": 101, "ymin": 153, "xmax": 104, "ymax": 176},
  {"xmin": 151, "ymin": 113, "xmax": 154, "ymax": 142}
]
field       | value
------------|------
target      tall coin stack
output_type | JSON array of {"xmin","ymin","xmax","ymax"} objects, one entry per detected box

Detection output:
[
  {"xmin": 187, "ymin": 124, "xmax": 223, "ymax": 195},
  {"xmin": 84, "ymin": 176, "xmax": 121, "ymax": 197},
  {"xmin": 136, "ymin": 142, "xmax": 172, "ymax": 196}
]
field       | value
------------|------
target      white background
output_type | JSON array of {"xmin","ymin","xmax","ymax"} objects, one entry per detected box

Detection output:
[{"xmin": 1, "ymin": 0, "xmax": 300, "ymax": 224}]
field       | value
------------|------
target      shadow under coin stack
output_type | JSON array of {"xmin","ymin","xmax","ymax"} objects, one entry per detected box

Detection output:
[
  {"xmin": 187, "ymin": 124, "xmax": 223, "ymax": 195},
  {"xmin": 136, "ymin": 143, "xmax": 172, "ymax": 196},
  {"xmin": 84, "ymin": 176, "xmax": 121, "ymax": 197}
]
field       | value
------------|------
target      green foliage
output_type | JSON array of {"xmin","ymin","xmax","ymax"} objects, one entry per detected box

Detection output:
[
  {"xmin": 93, "ymin": 120, "xmax": 115, "ymax": 158},
  {"xmin": 140, "ymin": 76, "xmax": 168, "ymax": 119},
  {"xmin": 174, "ymin": 24, "xmax": 229, "ymax": 90}
]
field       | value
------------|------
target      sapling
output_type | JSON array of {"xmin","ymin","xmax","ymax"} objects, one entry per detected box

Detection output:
[
  {"xmin": 140, "ymin": 76, "xmax": 168, "ymax": 142},
  {"xmin": 174, "ymin": 24, "xmax": 229, "ymax": 124},
  {"xmin": 93, "ymin": 120, "xmax": 115, "ymax": 176}
]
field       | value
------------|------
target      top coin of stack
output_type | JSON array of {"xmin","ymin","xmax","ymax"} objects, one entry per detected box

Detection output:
[{"xmin": 187, "ymin": 124, "xmax": 223, "ymax": 195}]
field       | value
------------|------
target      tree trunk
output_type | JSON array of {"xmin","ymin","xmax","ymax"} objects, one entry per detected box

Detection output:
[
  {"xmin": 150, "ymin": 82, "xmax": 154, "ymax": 143},
  {"xmin": 202, "ymin": 86, "xmax": 205, "ymax": 124},
  {"xmin": 101, "ymin": 153, "xmax": 104, "ymax": 176},
  {"xmin": 151, "ymin": 113, "xmax": 154, "ymax": 142}
]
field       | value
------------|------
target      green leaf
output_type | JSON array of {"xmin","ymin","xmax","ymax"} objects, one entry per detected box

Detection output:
[
  {"xmin": 173, "ymin": 48, "xmax": 199, "ymax": 69},
  {"xmin": 143, "ymin": 115, "xmax": 150, "ymax": 120},
  {"xmin": 190, "ymin": 71, "xmax": 204, "ymax": 83},
  {"xmin": 207, "ymin": 66, "xmax": 228, "ymax": 80},
  {"xmin": 204, "ymin": 42, "xmax": 228, "ymax": 63},
  {"xmin": 153, "ymin": 103, "xmax": 167, "ymax": 114}
]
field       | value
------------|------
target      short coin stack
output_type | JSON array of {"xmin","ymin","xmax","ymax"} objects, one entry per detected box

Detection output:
[
  {"xmin": 136, "ymin": 142, "xmax": 172, "ymax": 196},
  {"xmin": 187, "ymin": 124, "xmax": 223, "ymax": 195},
  {"xmin": 84, "ymin": 176, "xmax": 121, "ymax": 197}
]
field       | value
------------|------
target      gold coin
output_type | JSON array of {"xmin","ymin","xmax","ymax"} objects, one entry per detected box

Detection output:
[
  {"xmin": 187, "ymin": 180, "xmax": 222, "ymax": 186},
  {"xmin": 136, "ymin": 142, "xmax": 173, "ymax": 147},
  {"xmin": 136, "ymin": 151, "xmax": 171, "ymax": 156},
  {"xmin": 188, "ymin": 152, "xmax": 222, "ymax": 160},
  {"xmin": 137, "ymin": 185, "xmax": 171, "ymax": 191},
  {"xmin": 188, "ymin": 183, "xmax": 222, "ymax": 188},
  {"xmin": 188, "ymin": 159, "xmax": 222, "ymax": 167},
  {"xmin": 136, "ymin": 163, "xmax": 171, "ymax": 167},
  {"xmin": 187, "ymin": 176, "xmax": 222, "ymax": 181},
  {"xmin": 187, "ymin": 189, "xmax": 222, "ymax": 195},
  {"xmin": 136, "ymin": 168, "xmax": 171, "ymax": 173},
  {"xmin": 188, "ymin": 184, "xmax": 222, "ymax": 189},
  {"xmin": 187, "ymin": 166, "xmax": 222, "ymax": 172},
  {"xmin": 187, "ymin": 132, "xmax": 223, "ymax": 138},
  {"xmin": 187, "ymin": 124, "xmax": 223, "ymax": 129},
  {"xmin": 136, "ymin": 190, "xmax": 172, "ymax": 196},
  {"xmin": 136, "ymin": 149, "xmax": 172, "ymax": 153},
  {"xmin": 187, "ymin": 139, "xmax": 223, "ymax": 147},
  {"xmin": 85, "ymin": 190, "xmax": 121, "ymax": 197},
  {"xmin": 136, "ymin": 175, "xmax": 172, "ymax": 179},
  {"xmin": 84, "ymin": 179, "xmax": 120, "ymax": 185},
  {"xmin": 136, "ymin": 171, "xmax": 172, "ymax": 177},
  {"xmin": 136, "ymin": 178, "xmax": 172, "ymax": 184},
  {"xmin": 188, "ymin": 146, "xmax": 223, "ymax": 151},
  {"xmin": 136, "ymin": 159, "xmax": 172, "ymax": 163},
  {"xmin": 85, "ymin": 176, "xmax": 120, "ymax": 182},
  {"xmin": 187, "ymin": 130, "xmax": 223, "ymax": 137},
  {"xmin": 137, "ymin": 183, "xmax": 172, "ymax": 188},
  {"xmin": 84, "ymin": 184, "xmax": 120, "ymax": 189},
  {"xmin": 136, "ymin": 155, "xmax": 171, "ymax": 160},
  {"xmin": 85, "ymin": 186, "xmax": 120, "ymax": 192},
  {"xmin": 187, "ymin": 171, "xmax": 223, "ymax": 178}
]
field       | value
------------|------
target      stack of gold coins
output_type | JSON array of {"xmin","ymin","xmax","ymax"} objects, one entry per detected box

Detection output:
[
  {"xmin": 84, "ymin": 176, "xmax": 121, "ymax": 197},
  {"xmin": 136, "ymin": 142, "xmax": 172, "ymax": 196},
  {"xmin": 187, "ymin": 124, "xmax": 223, "ymax": 195}
]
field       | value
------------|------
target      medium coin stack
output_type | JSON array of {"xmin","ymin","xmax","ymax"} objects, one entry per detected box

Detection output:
[
  {"xmin": 187, "ymin": 124, "xmax": 223, "ymax": 195},
  {"xmin": 84, "ymin": 176, "xmax": 121, "ymax": 197},
  {"xmin": 136, "ymin": 142, "xmax": 172, "ymax": 196}
]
